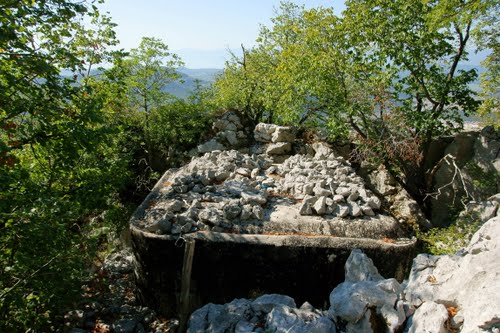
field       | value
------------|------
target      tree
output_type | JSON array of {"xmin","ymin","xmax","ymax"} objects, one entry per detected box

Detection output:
[
  {"xmin": 213, "ymin": 0, "xmax": 495, "ymax": 199},
  {"xmin": 124, "ymin": 37, "xmax": 183, "ymax": 115},
  {"xmin": 0, "ymin": 1, "xmax": 128, "ymax": 331}
]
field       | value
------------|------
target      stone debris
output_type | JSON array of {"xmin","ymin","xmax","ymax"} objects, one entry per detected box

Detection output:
[
  {"xmin": 187, "ymin": 294, "xmax": 336, "ymax": 333},
  {"xmin": 138, "ymin": 146, "xmax": 385, "ymax": 236},
  {"xmin": 183, "ymin": 212, "xmax": 500, "ymax": 333},
  {"xmin": 64, "ymin": 249, "xmax": 175, "ymax": 333},
  {"xmin": 197, "ymin": 111, "xmax": 247, "ymax": 153}
]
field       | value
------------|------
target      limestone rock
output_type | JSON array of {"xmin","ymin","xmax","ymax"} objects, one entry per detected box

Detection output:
[
  {"xmin": 254, "ymin": 123, "xmax": 276, "ymax": 142},
  {"xmin": 344, "ymin": 249, "xmax": 383, "ymax": 282},
  {"xmin": 252, "ymin": 294, "xmax": 297, "ymax": 313},
  {"xmin": 266, "ymin": 142, "xmax": 292, "ymax": 155},
  {"xmin": 198, "ymin": 139, "xmax": 226, "ymax": 153},
  {"xmin": 313, "ymin": 196, "xmax": 328, "ymax": 215},
  {"xmin": 404, "ymin": 216, "xmax": 500, "ymax": 333},
  {"xmin": 266, "ymin": 305, "xmax": 336, "ymax": 333},
  {"xmin": 406, "ymin": 301, "xmax": 448, "ymax": 333},
  {"xmin": 329, "ymin": 250, "xmax": 404, "ymax": 332},
  {"xmin": 272, "ymin": 126, "xmax": 295, "ymax": 143}
]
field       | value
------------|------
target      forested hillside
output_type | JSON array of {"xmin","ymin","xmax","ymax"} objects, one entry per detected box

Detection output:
[{"xmin": 0, "ymin": 0, "xmax": 498, "ymax": 332}]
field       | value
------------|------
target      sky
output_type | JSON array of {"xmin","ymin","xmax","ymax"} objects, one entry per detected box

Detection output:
[
  {"xmin": 98, "ymin": 0, "xmax": 347, "ymax": 68},
  {"xmin": 98, "ymin": 0, "xmax": 487, "ymax": 69}
]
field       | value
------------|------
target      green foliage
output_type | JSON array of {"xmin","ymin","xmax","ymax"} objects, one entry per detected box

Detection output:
[
  {"xmin": 0, "ymin": 1, "xmax": 132, "ymax": 331},
  {"xmin": 213, "ymin": 0, "xmax": 496, "ymax": 197},
  {"xmin": 474, "ymin": 2, "xmax": 499, "ymax": 128},
  {"xmin": 124, "ymin": 37, "xmax": 184, "ymax": 114},
  {"xmin": 419, "ymin": 211, "xmax": 482, "ymax": 255}
]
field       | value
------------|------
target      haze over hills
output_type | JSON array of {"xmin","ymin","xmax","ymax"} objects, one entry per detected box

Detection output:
[
  {"xmin": 63, "ymin": 64, "xmax": 483, "ymax": 99},
  {"xmin": 165, "ymin": 67, "xmax": 222, "ymax": 98}
]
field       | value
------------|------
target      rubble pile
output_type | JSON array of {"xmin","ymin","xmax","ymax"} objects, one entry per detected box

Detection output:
[{"xmin": 137, "ymin": 144, "xmax": 384, "ymax": 236}]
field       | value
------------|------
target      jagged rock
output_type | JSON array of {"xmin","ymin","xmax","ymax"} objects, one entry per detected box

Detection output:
[
  {"xmin": 404, "ymin": 215, "xmax": 500, "ymax": 333},
  {"xmin": 271, "ymin": 126, "xmax": 295, "ymax": 143},
  {"xmin": 332, "ymin": 194, "xmax": 345, "ymax": 203},
  {"xmin": 348, "ymin": 201, "xmax": 362, "ymax": 217},
  {"xmin": 329, "ymin": 250, "xmax": 404, "ymax": 332},
  {"xmin": 254, "ymin": 123, "xmax": 277, "ymax": 142},
  {"xmin": 187, "ymin": 295, "xmax": 334, "ymax": 333},
  {"xmin": 266, "ymin": 142, "xmax": 292, "ymax": 155},
  {"xmin": 252, "ymin": 205, "xmax": 264, "ymax": 220},
  {"xmin": 406, "ymin": 301, "xmax": 448, "ymax": 333},
  {"xmin": 344, "ymin": 249, "xmax": 383, "ymax": 282},
  {"xmin": 240, "ymin": 205, "xmax": 253, "ymax": 220},
  {"xmin": 223, "ymin": 130, "xmax": 239, "ymax": 146},
  {"xmin": 198, "ymin": 139, "xmax": 226, "ymax": 153},
  {"xmin": 240, "ymin": 191, "xmax": 267, "ymax": 205},
  {"xmin": 313, "ymin": 196, "xmax": 328, "ymax": 215},
  {"xmin": 252, "ymin": 294, "xmax": 297, "ymax": 312},
  {"xmin": 312, "ymin": 142, "xmax": 334, "ymax": 160},
  {"xmin": 223, "ymin": 203, "xmax": 242, "ymax": 220},
  {"xmin": 266, "ymin": 305, "xmax": 336, "ymax": 333},
  {"xmin": 429, "ymin": 129, "xmax": 500, "ymax": 227},
  {"xmin": 365, "ymin": 165, "xmax": 431, "ymax": 229},
  {"xmin": 336, "ymin": 204, "xmax": 349, "ymax": 217}
]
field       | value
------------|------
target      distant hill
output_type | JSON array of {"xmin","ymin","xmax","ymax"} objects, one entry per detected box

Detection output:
[{"xmin": 165, "ymin": 67, "xmax": 222, "ymax": 98}]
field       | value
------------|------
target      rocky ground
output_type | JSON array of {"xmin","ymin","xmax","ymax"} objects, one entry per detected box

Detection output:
[
  {"xmin": 186, "ymin": 214, "xmax": 500, "ymax": 333},
  {"xmin": 65, "ymin": 203, "xmax": 500, "ymax": 333},
  {"xmin": 64, "ymin": 115, "xmax": 500, "ymax": 333}
]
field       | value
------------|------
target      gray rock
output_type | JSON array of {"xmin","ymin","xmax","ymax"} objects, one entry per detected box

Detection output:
[
  {"xmin": 332, "ymin": 194, "xmax": 345, "ymax": 203},
  {"xmin": 234, "ymin": 320, "xmax": 255, "ymax": 333},
  {"xmin": 266, "ymin": 142, "xmax": 292, "ymax": 155},
  {"xmin": 198, "ymin": 208, "xmax": 221, "ymax": 226},
  {"xmin": 404, "ymin": 216, "xmax": 500, "ymax": 333},
  {"xmin": 345, "ymin": 310, "xmax": 373, "ymax": 333},
  {"xmin": 240, "ymin": 205, "xmax": 253, "ymax": 220},
  {"xmin": 254, "ymin": 123, "xmax": 277, "ymax": 142},
  {"xmin": 198, "ymin": 139, "xmax": 226, "ymax": 153},
  {"xmin": 252, "ymin": 294, "xmax": 297, "ymax": 313},
  {"xmin": 251, "ymin": 168, "xmax": 260, "ymax": 178},
  {"xmin": 303, "ymin": 183, "xmax": 315, "ymax": 195},
  {"xmin": 112, "ymin": 318, "xmax": 137, "ymax": 333},
  {"xmin": 241, "ymin": 191, "xmax": 267, "ymax": 205},
  {"xmin": 329, "ymin": 250, "xmax": 403, "ymax": 332},
  {"xmin": 336, "ymin": 204, "xmax": 349, "ymax": 217},
  {"xmin": 235, "ymin": 167, "xmax": 251, "ymax": 177},
  {"xmin": 271, "ymin": 126, "xmax": 295, "ymax": 143},
  {"xmin": 335, "ymin": 187, "xmax": 351, "ymax": 197},
  {"xmin": 312, "ymin": 142, "xmax": 333, "ymax": 160},
  {"xmin": 299, "ymin": 202, "xmax": 313, "ymax": 215},
  {"xmin": 313, "ymin": 196, "xmax": 328, "ymax": 215},
  {"xmin": 224, "ymin": 130, "xmax": 239, "ymax": 146},
  {"xmin": 266, "ymin": 305, "xmax": 336, "ymax": 333},
  {"xmin": 366, "ymin": 196, "xmax": 382, "ymax": 210},
  {"xmin": 252, "ymin": 205, "xmax": 264, "ymax": 220},
  {"xmin": 223, "ymin": 203, "xmax": 242, "ymax": 220},
  {"xmin": 187, "ymin": 303, "xmax": 226, "ymax": 333},
  {"xmin": 176, "ymin": 215, "xmax": 194, "ymax": 226},
  {"xmin": 348, "ymin": 201, "xmax": 363, "ymax": 217},
  {"xmin": 345, "ymin": 249, "xmax": 384, "ymax": 283},
  {"xmin": 407, "ymin": 301, "xmax": 448, "ymax": 333},
  {"xmin": 361, "ymin": 205, "xmax": 375, "ymax": 216},
  {"xmin": 347, "ymin": 190, "xmax": 359, "ymax": 202},
  {"xmin": 314, "ymin": 185, "xmax": 331, "ymax": 197}
]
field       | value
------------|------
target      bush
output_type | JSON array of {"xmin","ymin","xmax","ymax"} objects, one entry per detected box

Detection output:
[{"xmin": 419, "ymin": 211, "xmax": 483, "ymax": 255}]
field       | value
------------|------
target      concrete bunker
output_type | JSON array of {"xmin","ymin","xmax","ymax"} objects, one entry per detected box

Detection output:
[{"xmin": 129, "ymin": 135, "xmax": 417, "ymax": 317}]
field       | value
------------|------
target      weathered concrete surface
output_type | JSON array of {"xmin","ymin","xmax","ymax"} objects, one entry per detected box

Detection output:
[
  {"xmin": 130, "ymin": 225, "xmax": 415, "ymax": 318},
  {"xmin": 130, "ymin": 118, "xmax": 417, "ymax": 321}
]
